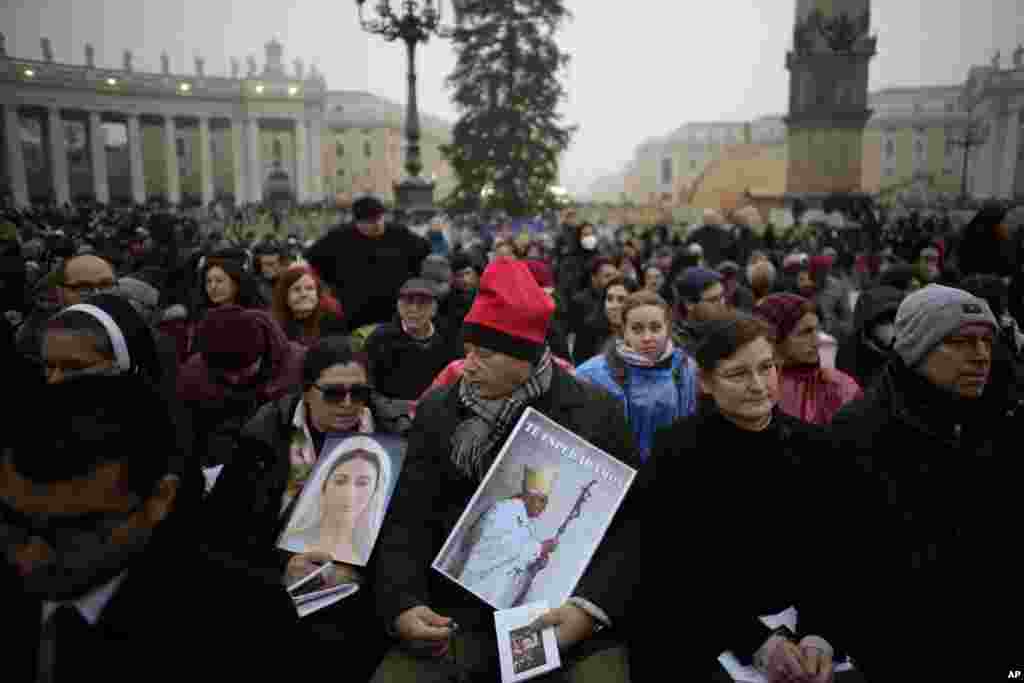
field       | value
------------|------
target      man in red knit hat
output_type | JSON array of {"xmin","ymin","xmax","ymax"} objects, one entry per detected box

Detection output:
[{"xmin": 371, "ymin": 258, "xmax": 638, "ymax": 683}]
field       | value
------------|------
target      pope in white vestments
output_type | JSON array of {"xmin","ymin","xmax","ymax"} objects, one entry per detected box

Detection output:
[{"xmin": 457, "ymin": 465, "xmax": 559, "ymax": 608}]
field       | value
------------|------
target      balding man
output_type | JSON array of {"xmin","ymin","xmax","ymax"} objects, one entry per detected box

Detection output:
[{"xmin": 15, "ymin": 254, "xmax": 116, "ymax": 365}]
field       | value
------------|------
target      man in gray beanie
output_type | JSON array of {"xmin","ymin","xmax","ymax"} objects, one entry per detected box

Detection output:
[{"xmin": 827, "ymin": 283, "xmax": 1021, "ymax": 681}]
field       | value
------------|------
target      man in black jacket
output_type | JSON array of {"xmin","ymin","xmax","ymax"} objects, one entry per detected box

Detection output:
[
  {"xmin": 3, "ymin": 373, "xmax": 296, "ymax": 683},
  {"xmin": 304, "ymin": 196, "xmax": 431, "ymax": 332},
  {"xmin": 831, "ymin": 284, "xmax": 1023, "ymax": 682},
  {"xmin": 370, "ymin": 259, "xmax": 638, "ymax": 682}
]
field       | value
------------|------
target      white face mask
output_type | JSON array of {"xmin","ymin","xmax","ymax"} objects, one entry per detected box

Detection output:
[{"xmin": 580, "ymin": 235, "xmax": 598, "ymax": 251}]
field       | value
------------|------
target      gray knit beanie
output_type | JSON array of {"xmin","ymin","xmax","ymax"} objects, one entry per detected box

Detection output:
[{"xmin": 894, "ymin": 284, "xmax": 997, "ymax": 368}]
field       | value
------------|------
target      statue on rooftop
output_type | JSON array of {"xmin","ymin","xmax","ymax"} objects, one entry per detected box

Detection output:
[
  {"xmin": 85, "ymin": 43, "xmax": 95, "ymax": 68},
  {"xmin": 161, "ymin": 52, "xmax": 170, "ymax": 75},
  {"xmin": 195, "ymin": 55, "xmax": 205, "ymax": 78},
  {"xmin": 41, "ymin": 37, "xmax": 54, "ymax": 62},
  {"xmin": 231, "ymin": 57, "xmax": 240, "ymax": 79},
  {"xmin": 124, "ymin": 49, "xmax": 134, "ymax": 72},
  {"xmin": 246, "ymin": 55, "xmax": 258, "ymax": 77},
  {"xmin": 991, "ymin": 50, "xmax": 1001, "ymax": 70},
  {"xmin": 293, "ymin": 57, "xmax": 305, "ymax": 81},
  {"xmin": 0, "ymin": 33, "xmax": 7, "ymax": 58},
  {"xmin": 1014, "ymin": 44, "xmax": 1023, "ymax": 69}
]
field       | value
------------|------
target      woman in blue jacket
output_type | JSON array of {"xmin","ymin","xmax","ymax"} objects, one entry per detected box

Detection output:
[{"xmin": 576, "ymin": 290, "xmax": 697, "ymax": 462}]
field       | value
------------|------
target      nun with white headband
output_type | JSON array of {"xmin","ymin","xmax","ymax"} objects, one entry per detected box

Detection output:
[{"xmin": 42, "ymin": 293, "xmax": 162, "ymax": 385}]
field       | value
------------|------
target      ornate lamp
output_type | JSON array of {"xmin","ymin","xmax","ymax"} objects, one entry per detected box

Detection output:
[{"xmin": 355, "ymin": 0, "xmax": 455, "ymax": 211}]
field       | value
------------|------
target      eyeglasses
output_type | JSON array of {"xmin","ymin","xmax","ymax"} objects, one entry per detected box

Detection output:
[
  {"xmin": 0, "ymin": 495, "xmax": 144, "ymax": 550},
  {"xmin": 63, "ymin": 280, "xmax": 116, "ymax": 296},
  {"xmin": 399, "ymin": 294, "xmax": 435, "ymax": 307},
  {"xmin": 699, "ymin": 293, "xmax": 727, "ymax": 305},
  {"xmin": 314, "ymin": 383, "xmax": 373, "ymax": 405}
]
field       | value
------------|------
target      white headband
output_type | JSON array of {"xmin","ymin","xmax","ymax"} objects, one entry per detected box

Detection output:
[{"xmin": 63, "ymin": 304, "xmax": 132, "ymax": 371}]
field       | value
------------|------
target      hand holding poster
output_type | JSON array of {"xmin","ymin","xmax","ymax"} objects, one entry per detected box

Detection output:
[
  {"xmin": 433, "ymin": 408, "xmax": 636, "ymax": 610},
  {"xmin": 278, "ymin": 433, "xmax": 406, "ymax": 566}
]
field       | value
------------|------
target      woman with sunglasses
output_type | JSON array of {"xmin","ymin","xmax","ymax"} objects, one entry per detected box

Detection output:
[{"xmin": 203, "ymin": 336, "xmax": 397, "ymax": 682}]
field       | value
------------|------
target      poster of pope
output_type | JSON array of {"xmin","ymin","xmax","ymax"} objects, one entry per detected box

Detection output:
[{"xmin": 434, "ymin": 408, "xmax": 635, "ymax": 610}]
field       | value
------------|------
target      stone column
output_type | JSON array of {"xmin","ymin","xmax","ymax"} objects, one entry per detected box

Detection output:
[
  {"xmin": 198, "ymin": 115, "xmax": 214, "ymax": 206},
  {"xmin": 4, "ymin": 105, "xmax": 29, "ymax": 207},
  {"xmin": 294, "ymin": 117, "xmax": 308, "ymax": 203},
  {"xmin": 309, "ymin": 116, "xmax": 323, "ymax": 202},
  {"xmin": 88, "ymin": 111, "xmax": 109, "ymax": 204},
  {"xmin": 230, "ymin": 118, "xmax": 247, "ymax": 204},
  {"xmin": 126, "ymin": 115, "xmax": 146, "ymax": 205},
  {"xmin": 1000, "ymin": 110, "xmax": 1020, "ymax": 199},
  {"xmin": 47, "ymin": 107, "xmax": 70, "ymax": 205},
  {"xmin": 246, "ymin": 117, "xmax": 262, "ymax": 203},
  {"xmin": 163, "ymin": 116, "xmax": 181, "ymax": 205}
]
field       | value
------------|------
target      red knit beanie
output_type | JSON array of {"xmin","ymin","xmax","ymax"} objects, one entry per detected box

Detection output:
[
  {"xmin": 754, "ymin": 293, "xmax": 812, "ymax": 342},
  {"xmin": 463, "ymin": 258, "xmax": 554, "ymax": 362}
]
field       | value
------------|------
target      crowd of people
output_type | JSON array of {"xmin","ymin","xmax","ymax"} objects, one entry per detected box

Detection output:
[{"xmin": 2, "ymin": 192, "xmax": 1022, "ymax": 682}]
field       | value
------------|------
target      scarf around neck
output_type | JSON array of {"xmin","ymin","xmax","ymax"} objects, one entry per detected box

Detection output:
[
  {"xmin": 615, "ymin": 339, "xmax": 675, "ymax": 368},
  {"xmin": 451, "ymin": 349, "xmax": 554, "ymax": 480}
]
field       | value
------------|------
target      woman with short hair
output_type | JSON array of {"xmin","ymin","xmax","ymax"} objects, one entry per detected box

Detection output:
[{"xmin": 628, "ymin": 314, "xmax": 850, "ymax": 683}]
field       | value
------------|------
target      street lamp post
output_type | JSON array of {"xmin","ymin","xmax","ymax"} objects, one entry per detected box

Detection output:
[
  {"xmin": 949, "ymin": 109, "xmax": 989, "ymax": 205},
  {"xmin": 355, "ymin": 0, "xmax": 454, "ymax": 212}
]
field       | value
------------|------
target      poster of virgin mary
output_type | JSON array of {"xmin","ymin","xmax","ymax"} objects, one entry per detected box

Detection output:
[{"xmin": 277, "ymin": 434, "xmax": 406, "ymax": 567}]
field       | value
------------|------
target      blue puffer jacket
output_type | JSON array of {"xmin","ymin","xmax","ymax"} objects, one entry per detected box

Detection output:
[{"xmin": 576, "ymin": 347, "xmax": 697, "ymax": 462}]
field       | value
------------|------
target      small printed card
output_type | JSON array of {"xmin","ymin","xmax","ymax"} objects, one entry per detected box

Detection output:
[
  {"xmin": 285, "ymin": 562, "xmax": 360, "ymax": 618},
  {"xmin": 494, "ymin": 601, "xmax": 561, "ymax": 683}
]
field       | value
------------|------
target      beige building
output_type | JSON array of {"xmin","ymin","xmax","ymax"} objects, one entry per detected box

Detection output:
[{"xmin": 0, "ymin": 34, "xmax": 454, "ymax": 208}]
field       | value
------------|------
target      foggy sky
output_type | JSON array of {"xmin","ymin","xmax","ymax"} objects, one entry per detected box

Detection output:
[{"xmin": 2, "ymin": 0, "xmax": 1021, "ymax": 196}]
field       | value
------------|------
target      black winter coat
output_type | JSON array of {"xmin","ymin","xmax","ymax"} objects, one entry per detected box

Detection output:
[
  {"xmin": 829, "ymin": 361, "xmax": 1024, "ymax": 681},
  {"xmin": 366, "ymin": 320, "xmax": 459, "ymax": 401},
  {"xmin": 372, "ymin": 366, "xmax": 640, "ymax": 644},
  {"xmin": 304, "ymin": 223, "xmax": 431, "ymax": 331},
  {"xmin": 626, "ymin": 408, "xmax": 846, "ymax": 680}
]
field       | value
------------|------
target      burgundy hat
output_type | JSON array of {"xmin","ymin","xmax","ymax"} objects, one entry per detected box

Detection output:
[
  {"xmin": 198, "ymin": 305, "xmax": 269, "ymax": 370},
  {"xmin": 463, "ymin": 258, "xmax": 554, "ymax": 362},
  {"xmin": 754, "ymin": 293, "xmax": 812, "ymax": 341},
  {"xmin": 809, "ymin": 255, "xmax": 835, "ymax": 279},
  {"xmin": 399, "ymin": 278, "xmax": 438, "ymax": 299}
]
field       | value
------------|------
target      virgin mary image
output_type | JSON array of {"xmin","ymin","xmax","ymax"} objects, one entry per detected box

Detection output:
[{"xmin": 278, "ymin": 436, "xmax": 393, "ymax": 566}]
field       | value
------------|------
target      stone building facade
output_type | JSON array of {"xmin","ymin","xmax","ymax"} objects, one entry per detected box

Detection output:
[{"xmin": 0, "ymin": 34, "xmax": 455, "ymax": 208}]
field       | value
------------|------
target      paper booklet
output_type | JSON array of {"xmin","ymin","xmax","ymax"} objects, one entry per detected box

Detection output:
[
  {"xmin": 432, "ymin": 407, "xmax": 637, "ymax": 610},
  {"xmin": 717, "ymin": 607, "xmax": 856, "ymax": 682},
  {"xmin": 495, "ymin": 602, "xmax": 561, "ymax": 683},
  {"xmin": 277, "ymin": 433, "xmax": 407, "ymax": 567},
  {"xmin": 285, "ymin": 562, "xmax": 360, "ymax": 619}
]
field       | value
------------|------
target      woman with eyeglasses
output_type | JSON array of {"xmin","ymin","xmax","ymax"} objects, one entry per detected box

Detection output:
[
  {"xmin": 202, "ymin": 336, "xmax": 395, "ymax": 682},
  {"xmin": 625, "ymin": 314, "xmax": 852, "ymax": 683}
]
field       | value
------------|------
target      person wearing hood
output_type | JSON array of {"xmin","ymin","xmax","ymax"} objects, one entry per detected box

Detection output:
[
  {"xmin": 576, "ymin": 291, "xmax": 698, "ymax": 461},
  {"xmin": 3, "ymin": 373, "xmax": 298, "ymax": 683},
  {"xmin": 835, "ymin": 286, "xmax": 904, "ymax": 389},
  {"xmin": 555, "ymin": 222, "xmax": 600, "ymax": 313},
  {"xmin": 177, "ymin": 305, "xmax": 306, "ymax": 471},
  {"xmin": 717, "ymin": 260, "xmax": 754, "ymax": 311},
  {"xmin": 754, "ymin": 294, "xmax": 862, "ymax": 425},
  {"xmin": 42, "ymin": 293, "xmax": 163, "ymax": 387},
  {"xmin": 955, "ymin": 203, "xmax": 1015, "ymax": 279}
]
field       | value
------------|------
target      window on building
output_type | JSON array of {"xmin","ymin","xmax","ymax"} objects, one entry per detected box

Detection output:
[
  {"xmin": 885, "ymin": 168, "xmax": 895, "ymax": 177},
  {"xmin": 690, "ymin": 159, "xmax": 697, "ymax": 171},
  {"xmin": 364, "ymin": 141, "xmax": 371, "ymax": 158},
  {"xmin": 945, "ymin": 102, "xmax": 955, "ymax": 113},
  {"xmin": 273, "ymin": 139, "xmax": 283, "ymax": 163},
  {"xmin": 176, "ymin": 138, "xmax": 186, "ymax": 159},
  {"xmin": 336, "ymin": 142, "xmax": 344, "ymax": 158},
  {"xmin": 885, "ymin": 139, "xmax": 895, "ymax": 159},
  {"xmin": 336, "ymin": 169, "xmax": 345, "ymax": 177},
  {"xmin": 660, "ymin": 158, "xmax": 672, "ymax": 186}
]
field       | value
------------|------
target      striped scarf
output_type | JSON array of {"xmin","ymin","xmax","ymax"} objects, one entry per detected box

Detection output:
[{"xmin": 452, "ymin": 349, "xmax": 553, "ymax": 479}]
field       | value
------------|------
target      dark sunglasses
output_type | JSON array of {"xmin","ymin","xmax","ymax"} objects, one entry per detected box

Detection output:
[
  {"xmin": 314, "ymin": 383, "xmax": 373, "ymax": 405},
  {"xmin": 0, "ymin": 496, "xmax": 144, "ymax": 549}
]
